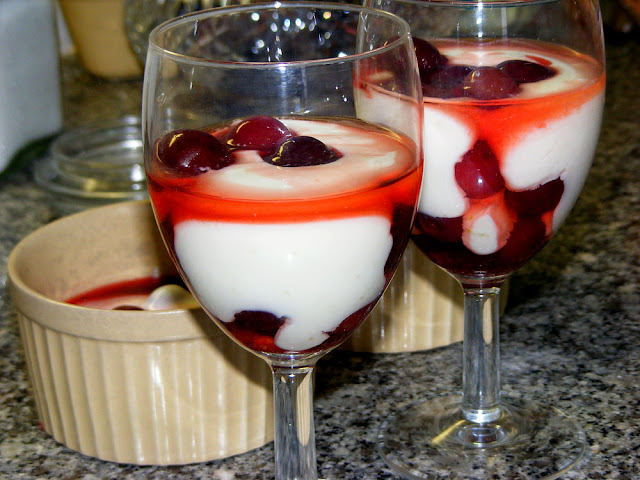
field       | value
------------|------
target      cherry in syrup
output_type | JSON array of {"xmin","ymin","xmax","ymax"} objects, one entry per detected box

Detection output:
[
  {"xmin": 416, "ymin": 213, "xmax": 463, "ymax": 244},
  {"xmin": 157, "ymin": 129, "xmax": 234, "ymax": 176},
  {"xmin": 422, "ymin": 65, "xmax": 474, "ymax": 99},
  {"xmin": 505, "ymin": 178, "xmax": 565, "ymax": 217},
  {"xmin": 497, "ymin": 216, "xmax": 547, "ymax": 266},
  {"xmin": 454, "ymin": 141, "xmax": 505, "ymax": 199},
  {"xmin": 225, "ymin": 115, "xmax": 293, "ymax": 151},
  {"xmin": 263, "ymin": 135, "xmax": 342, "ymax": 167},
  {"xmin": 498, "ymin": 59, "xmax": 556, "ymax": 84},
  {"xmin": 413, "ymin": 37, "xmax": 448, "ymax": 82},
  {"xmin": 462, "ymin": 66, "xmax": 520, "ymax": 100}
]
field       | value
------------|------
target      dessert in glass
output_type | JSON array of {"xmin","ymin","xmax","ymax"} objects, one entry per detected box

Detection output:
[
  {"xmin": 142, "ymin": 3, "xmax": 423, "ymax": 478},
  {"xmin": 364, "ymin": 0, "xmax": 606, "ymax": 478}
]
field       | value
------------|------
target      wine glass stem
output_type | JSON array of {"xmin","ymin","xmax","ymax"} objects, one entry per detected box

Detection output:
[
  {"xmin": 461, "ymin": 286, "xmax": 502, "ymax": 424},
  {"xmin": 271, "ymin": 365, "xmax": 318, "ymax": 480}
]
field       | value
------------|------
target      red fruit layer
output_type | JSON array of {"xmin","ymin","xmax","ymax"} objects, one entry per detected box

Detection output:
[
  {"xmin": 148, "ymin": 119, "xmax": 421, "ymax": 226},
  {"xmin": 423, "ymin": 43, "xmax": 605, "ymax": 165},
  {"xmin": 66, "ymin": 275, "xmax": 185, "ymax": 308},
  {"xmin": 413, "ymin": 212, "xmax": 548, "ymax": 278}
]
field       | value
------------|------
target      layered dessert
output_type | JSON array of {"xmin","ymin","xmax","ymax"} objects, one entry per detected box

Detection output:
[
  {"xmin": 146, "ymin": 116, "xmax": 421, "ymax": 353},
  {"xmin": 407, "ymin": 38, "xmax": 606, "ymax": 279}
]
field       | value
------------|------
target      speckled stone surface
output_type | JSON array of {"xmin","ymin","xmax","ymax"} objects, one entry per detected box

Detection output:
[{"xmin": 0, "ymin": 33, "xmax": 639, "ymax": 480}]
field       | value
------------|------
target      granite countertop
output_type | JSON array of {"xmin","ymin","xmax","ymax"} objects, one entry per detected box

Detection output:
[{"xmin": 1, "ymin": 32, "xmax": 639, "ymax": 480}]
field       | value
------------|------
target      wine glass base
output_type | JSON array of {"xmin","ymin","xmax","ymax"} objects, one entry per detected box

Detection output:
[{"xmin": 378, "ymin": 395, "xmax": 586, "ymax": 480}]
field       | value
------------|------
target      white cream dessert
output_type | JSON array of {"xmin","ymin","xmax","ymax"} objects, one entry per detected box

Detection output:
[{"xmin": 175, "ymin": 217, "xmax": 391, "ymax": 351}]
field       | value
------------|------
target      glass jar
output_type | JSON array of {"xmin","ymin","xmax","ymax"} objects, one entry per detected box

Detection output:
[
  {"xmin": 124, "ymin": 0, "xmax": 258, "ymax": 65},
  {"xmin": 34, "ymin": 116, "xmax": 147, "ymax": 216}
]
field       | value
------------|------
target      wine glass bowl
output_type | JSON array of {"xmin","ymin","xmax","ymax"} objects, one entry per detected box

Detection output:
[
  {"xmin": 367, "ymin": 0, "xmax": 606, "ymax": 478},
  {"xmin": 406, "ymin": 9, "xmax": 606, "ymax": 286},
  {"xmin": 142, "ymin": 4, "xmax": 423, "ymax": 478}
]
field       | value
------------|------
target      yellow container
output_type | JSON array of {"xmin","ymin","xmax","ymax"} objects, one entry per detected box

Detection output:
[{"xmin": 59, "ymin": 0, "xmax": 142, "ymax": 79}]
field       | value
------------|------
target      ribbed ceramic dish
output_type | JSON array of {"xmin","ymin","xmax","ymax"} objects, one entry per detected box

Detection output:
[
  {"xmin": 345, "ymin": 243, "xmax": 508, "ymax": 353},
  {"xmin": 7, "ymin": 200, "xmax": 273, "ymax": 465},
  {"xmin": 343, "ymin": 242, "xmax": 465, "ymax": 352}
]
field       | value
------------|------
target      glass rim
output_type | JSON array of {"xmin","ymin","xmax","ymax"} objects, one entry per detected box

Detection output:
[
  {"xmin": 147, "ymin": 1, "xmax": 414, "ymax": 68},
  {"xmin": 377, "ymin": 0, "xmax": 559, "ymax": 7}
]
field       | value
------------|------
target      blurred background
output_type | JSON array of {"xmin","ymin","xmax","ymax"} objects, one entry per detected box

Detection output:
[{"xmin": 2, "ymin": 0, "xmax": 638, "ymax": 200}]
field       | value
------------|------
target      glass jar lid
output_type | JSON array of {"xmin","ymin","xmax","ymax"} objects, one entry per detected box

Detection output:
[{"xmin": 34, "ymin": 116, "xmax": 148, "ymax": 215}]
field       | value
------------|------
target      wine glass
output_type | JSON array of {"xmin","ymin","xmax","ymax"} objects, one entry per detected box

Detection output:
[
  {"xmin": 363, "ymin": 0, "xmax": 606, "ymax": 478},
  {"xmin": 142, "ymin": 3, "xmax": 423, "ymax": 478}
]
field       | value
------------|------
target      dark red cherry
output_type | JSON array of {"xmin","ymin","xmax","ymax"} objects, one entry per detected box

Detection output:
[
  {"xmin": 454, "ymin": 140, "xmax": 505, "ymax": 199},
  {"xmin": 463, "ymin": 67, "xmax": 520, "ymax": 100},
  {"xmin": 505, "ymin": 178, "xmax": 565, "ymax": 216},
  {"xmin": 225, "ymin": 115, "xmax": 293, "ymax": 151},
  {"xmin": 423, "ymin": 65, "xmax": 473, "ymax": 99},
  {"xmin": 232, "ymin": 310, "xmax": 286, "ymax": 337},
  {"xmin": 498, "ymin": 217, "xmax": 547, "ymax": 265},
  {"xmin": 225, "ymin": 312, "xmax": 285, "ymax": 353},
  {"xmin": 263, "ymin": 136, "xmax": 342, "ymax": 167},
  {"xmin": 415, "ymin": 213, "xmax": 463, "ymax": 243},
  {"xmin": 413, "ymin": 37, "xmax": 448, "ymax": 82},
  {"xmin": 498, "ymin": 60, "xmax": 556, "ymax": 84},
  {"xmin": 157, "ymin": 129, "xmax": 233, "ymax": 176}
]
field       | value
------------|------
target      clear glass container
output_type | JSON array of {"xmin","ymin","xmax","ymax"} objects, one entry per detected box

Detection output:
[
  {"xmin": 125, "ymin": 0, "xmax": 241, "ymax": 65},
  {"xmin": 34, "ymin": 116, "xmax": 147, "ymax": 216},
  {"xmin": 124, "ymin": 0, "xmax": 355, "ymax": 64}
]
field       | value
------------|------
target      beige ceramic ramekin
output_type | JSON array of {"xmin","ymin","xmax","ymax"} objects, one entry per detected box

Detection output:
[
  {"xmin": 7, "ymin": 200, "xmax": 273, "ymax": 465},
  {"xmin": 344, "ymin": 243, "xmax": 466, "ymax": 353},
  {"xmin": 344, "ymin": 241, "xmax": 509, "ymax": 353},
  {"xmin": 59, "ymin": 0, "xmax": 143, "ymax": 79}
]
